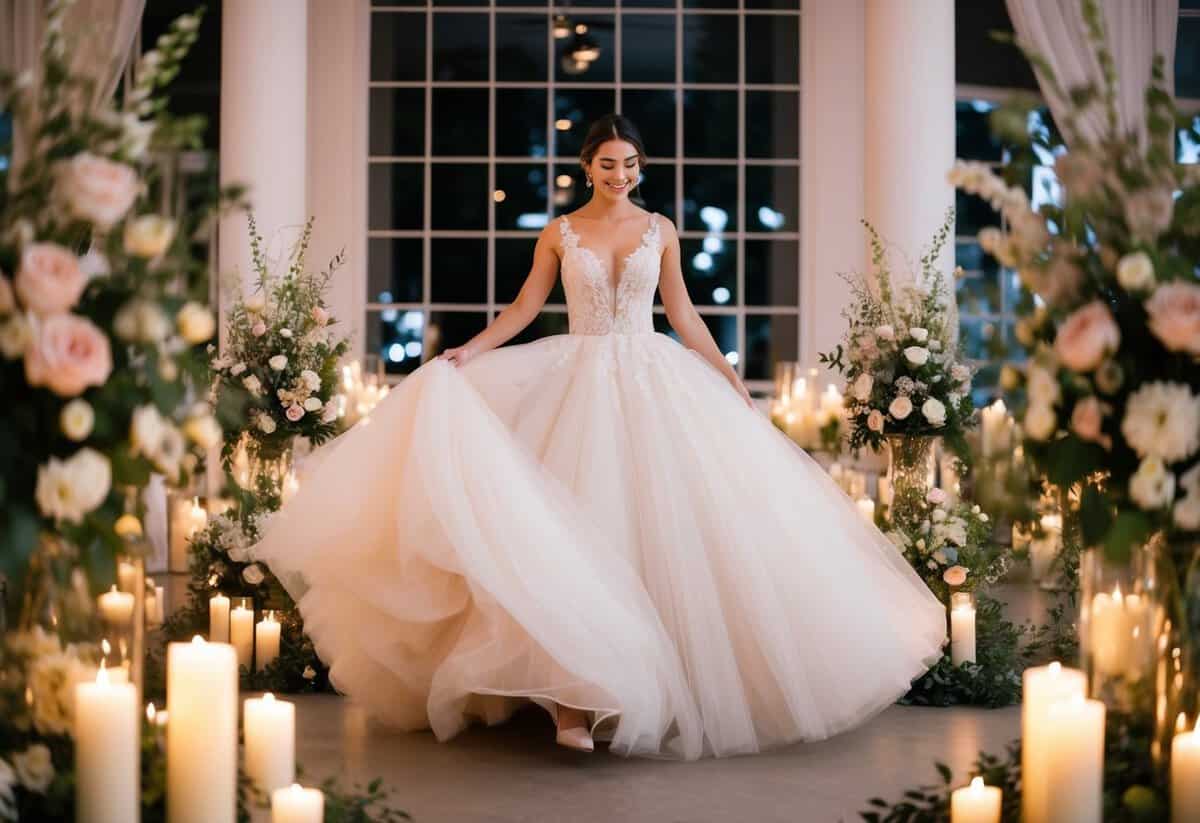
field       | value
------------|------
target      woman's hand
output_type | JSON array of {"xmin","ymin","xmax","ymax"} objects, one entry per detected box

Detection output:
[
  {"xmin": 437, "ymin": 345, "xmax": 474, "ymax": 367},
  {"xmin": 728, "ymin": 374, "xmax": 754, "ymax": 410}
]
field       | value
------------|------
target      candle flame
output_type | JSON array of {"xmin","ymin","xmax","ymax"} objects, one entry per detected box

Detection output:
[
  {"xmin": 192, "ymin": 635, "xmax": 206, "ymax": 644},
  {"xmin": 264, "ymin": 692, "xmax": 275, "ymax": 703},
  {"xmin": 97, "ymin": 662, "xmax": 109, "ymax": 685},
  {"xmin": 1113, "ymin": 583, "xmax": 1123, "ymax": 603},
  {"xmin": 147, "ymin": 702, "xmax": 156, "ymax": 722},
  {"xmin": 969, "ymin": 776, "xmax": 985, "ymax": 790},
  {"xmin": 290, "ymin": 783, "xmax": 303, "ymax": 792},
  {"xmin": 102, "ymin": 638, "xmax": 111, "ymax": 655},
  {"xmin": 1179, "ymin": 712, "xmax": 1189, "ymax": 733},
  {"xmin": 109, "ymin": 584, "xmax": 118, "ymax": 593},
  {"xmin": 1049, "ymin": 661, "xmax": 1061, "ymax": 675}
]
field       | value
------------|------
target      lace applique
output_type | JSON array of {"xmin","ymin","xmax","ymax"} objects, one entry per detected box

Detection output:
[{"xmin": 559, "ymin": 214, "xmax": 661, "ymax": 336}]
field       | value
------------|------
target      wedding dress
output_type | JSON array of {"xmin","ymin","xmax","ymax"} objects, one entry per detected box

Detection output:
[{"xmin": 255, "ymin": 212, "xmax": 947, "ymax": 760}]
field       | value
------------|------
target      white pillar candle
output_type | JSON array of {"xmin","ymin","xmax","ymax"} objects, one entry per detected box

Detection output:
[
  {"xmin": 1029, "ymin": 514, "xmax": 1061, "ymax": 582},
  {"xmin": 244, "ymin": 693, "xmax": 295, "ymax": 794},
  {"xmin": 950, "ymin": 602, "xmax": 977, "ymax": 665},
  {"xmin": 99, "ymin": 585, "xmax": 135, "ymax": 627},
  {"xmin": 170, "ymin": 496, "xmax": 208, "ymax": 572},
  {"xmin": 1091, "ymin": 585, "xmax": 1142, "ymax": 676},
  {"xmin": 117, "ymin": 559, "xmax": 138, "ymax": 594},
  {"xmin": 255, "ymin": 611, "xmax": 282, "ymax": 672},
  {"xmin": 75, "ymin": 664, "xmax": 139, "ymax": 823},
  {"xmin": 950, "ymin": 776, "xmax": 1001, "ymax": 823},
  {"xmin": 856, "ymin": 497, "xmax": 876, "ymax": 524},
  {"xmin": 271, "ymin": 783, "xmax": 324, "ymax": 823},
  {"xmin": 1043, "ymin": 695, "xmax": 1105, "ymax": 823},
  {"xmin": 209, "ymin": 594, "xmax": 230, "ymax": 643},
  {"xmin": 980, "ymin": 399, "xmax": 1010, "ymax": 458},
  {"xmin": 167, "ymin": 637, "xmax": 238, "ymax": 823},
  {"xmin": 1172, "ymin": 714, "xmax": 1200, "ymax": 822},
  {"xmin": 1021, "ymin": 662, "xmax": 1087, "ymax": 823},
  {"xmin": 231, "ymin": 605, "xmax": 255, "ymax": 670}
]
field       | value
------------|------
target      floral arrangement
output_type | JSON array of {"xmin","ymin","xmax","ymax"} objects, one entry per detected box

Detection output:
[
  {"xmin": 820, "ymin": 211, "xmax": 977, "ymax": 459},
  {"xmin": 948, "ymin": 2, "xmax": 1200, "ymax": 562}
]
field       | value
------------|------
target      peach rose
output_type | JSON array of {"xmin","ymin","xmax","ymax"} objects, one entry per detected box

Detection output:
[
  {"xmin": 56, "ymin": 153, "xmax": 139, "ymax": 229},
  {"xmin": 24, "ymin": 314, "xmax": 113, "ymax": 397},
  {"xmin": 285, "ymin": 404, "xmax": 305, "ymax": 422},
  {"xmin": 1054, "ymin": 301, "xmax": 1120, "ymax": 372},
  {"xmin": 311, "ymin": 306, "xmax": 329, "ymax": 326},
  {"xmin": 1145, "ymin": 282, "xmax": 1200, "ymax": 357},
  {"xmin": 14, "ymin": 244, "xmax": 87, "ymax": 316},
  {"xmin": 942, "ymin": 566, "xmax": 969, "ymax": 586},
  {"xmin": 1070, "ymin": 396, "xmax": 1110, "ymax": 449}
]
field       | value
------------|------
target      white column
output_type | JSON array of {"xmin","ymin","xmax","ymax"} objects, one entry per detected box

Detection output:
[{"xmin": 863, "ymin": 0, "xmax": 956, "ymax": 277}]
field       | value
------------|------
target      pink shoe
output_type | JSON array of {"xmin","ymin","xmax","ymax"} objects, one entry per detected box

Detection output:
[{"xmin": 555, "ymin": 725, "xmax": 595, "ymax": 752}]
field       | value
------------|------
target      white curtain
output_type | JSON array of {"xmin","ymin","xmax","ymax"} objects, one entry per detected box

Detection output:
[{"xmin": 1005, "ymin": 0, "xmax": 1179, "ymax": 148}]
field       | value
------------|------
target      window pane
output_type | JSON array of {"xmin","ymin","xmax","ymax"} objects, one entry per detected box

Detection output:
[
  {"xmin": 746, "ymin": 0, "xmax": 801, "ymax": 8},
  {"xmin": 496, "ymin": 13, "xmax": 547, "ymax": 82},
  {"xmin": 622, "ymin": 90, "xmax": 676, "ymax": 159},
  {"xmin": 431, "ymin": 163, "xmax": 488, "ymax": 229},
  {"xmin": 956, "ymin": 189, "xmax": 1002, "ymax": 237},
  {"xmin": 432, "ymin": 88, "xmax": 489, "ymax": 156},
  {"xmin": 745, "ymin": 239, "xmax": 798, "ymax": 306},
  {"xmin": 956, "ymin": 100, "xmax": 1004, "ymax": 163},
  {"xmin": 430, "ymin": 239, "xmax": 487, "ymax": 303},
  {"xmin": 370, "ymin": 89, "xmax": 425, "ymax": 157},
  {"xmin": 685, "ymin": 0, "xmax": 737, "ymax": 9},
  {"xmin": 433, "ymin": 13, "xmax": 488, "ymax": 82},
  {"xmin": 746, "ymin": 91, "xmax": 798, "ymax": 159},
  {"xmin": 428, "ymin": 311, "xmax": 489, "ymax": 358},
  {"xmin": 683, "ymin": 90, "xmax": 737, "ymax": 157},
  {"xmin": 371, "ymin": 12, "xmax": 425, "ymax": 81},
  {"xmin": 621, "ymin": 15, "xmax": 675, "ymax": 83},
  {"xmin": 683, "ymin": 164, "xmax": 737, "ymax": 231},
  {"xmin": 638, "ymin": 163, "xmax": 677, "ymax": 224},
  {"xmin": 959, "ymin": 316, "xmax": 1006, "ymax": 362},
  {"xmin": 700, "ymin": 314, "xmax": 739, "ymax": 364},
  {"xmin": 368, "ymin": 239, "xmax": 423, "ymax": 304},
  {"xmin": 744, "ymin": 14, "xmax": 799, "ymax": 85},
  {"xmin": 497, "ymin": 237, "xmax": 565, "ymax": 304},
  {"xmin": 955, "ymin": 240, "xmax": 1004, "ymax": 315},
  {"xmin": 552, "ymin": 165, "xmax": 589, "ymax": 216},
  {"xmin": 745, "ymin": 165, "xmax": 798, "ymax": 232},
  {"xmin": 555, "ymin": 17, "xmax": 615, "ymax": 84},
  {"xmin": 508, "ymin": 312, "xmax": 571, "ymax": 344},
  {"xmin": 554, "ymin": 89, "xmax": 616, "ymax": 157},
  {"xmin": 681, "ymin": 238, "xmax": 736, "ymax": 306},
  {"xmin": 368, "ymin": 163, "xmax": 424, "ymax": 230},
  {"xmin": 495, "ymin": 163, "xmax": 550, "ymax": 231},
  {"xmin": 683, "ymin": 15, "xmax": 738, "ymax": 84},
  {"xmin": 496, "ymin": 89, "xmax": 548, "ymax": 158},
  {"xmin": 745, "ymin": 314, "xmax": 798, "ymax": 381},
  {"xmin": 368, "ymin": 309, "xmax": 426, "ymax": 376}
]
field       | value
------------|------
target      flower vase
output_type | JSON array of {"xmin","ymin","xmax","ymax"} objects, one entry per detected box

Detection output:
[{"xmin": 886, "ymin": 435, "xmax": 937, "ymax": 532}]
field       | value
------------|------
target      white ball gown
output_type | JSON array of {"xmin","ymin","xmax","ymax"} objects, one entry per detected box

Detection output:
[{"xmin": 255, "ymin": 212, "xmax": 947, "ymax": 760}]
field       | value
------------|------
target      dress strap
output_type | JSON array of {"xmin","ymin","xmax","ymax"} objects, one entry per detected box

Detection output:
[{"xmin": 558, "ymin": 215, "xmax": 579, "ymax": 249}]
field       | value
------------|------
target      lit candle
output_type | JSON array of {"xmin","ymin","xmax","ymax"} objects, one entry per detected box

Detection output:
[
  {"xmin": 980, "ymin": 399, "xmax": 1011, "ymax": 457},
  {"xmin": 255, "ymin": 611, "xmax": 282, "ymax": 672},
  {"xmin": 209, "ymin": 594, "xmax": 230, "ymax": 643},
  {"xmin": 856, "ymin": 497, "xmax": 876, "ymax": 524},
  {"xmin": 1090, "ymin": 584, "xmax": 1144, "ymax": 676},
  {"xmin": 170, "ymin": 496, "xmax": 208, "ymax": 572},
  {"xmin": 1043, "ymin": 695, "xmax": 1105, "ymax": 822},
  {"xmin": 244, "ymin": 692, "xmax": 295, "ymax": 794},
  {"xmin": 1172, "ymin": 714, "xmax": 1200, "ymax": 822},
  {"xmin": 167, "ymin": 637, "xmax": 238, "ymax": 823},
  {"xmin": 1028, "ymin": 514, "xmax": 1061, "ymax": 582},
  {"xmin": 950, "ymin": 776, "xmax": 1001, "ymax": 823},
  {"xmin": 1021, "ymin": 662, "xmax": 1087, "ymax": 823},
  {"xmin": 271, "ymin": 783, "xmax": 324, "ymax": 823},
  {"xmin": 117, "ymin": 559, "xmax": 138, "ymax": 594},
  {"xmin": 98, "ymin": 585, "xmax": 135, "ymax": 627},
  {"xmin": 75, "ymin": 663, "xmax": 138, "ymax": 822},
  {"xmin": 950, "ymin": 599, "xmax": 977, "ymax": 665},
  {"xmin": 231, "ymin": 604, "xmax": 255, "ymax": 670}
]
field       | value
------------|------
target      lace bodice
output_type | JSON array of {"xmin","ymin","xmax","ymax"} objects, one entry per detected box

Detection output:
[{"xmin": 558, "ymin": 213, "xmax": 661, "ymax": 335}]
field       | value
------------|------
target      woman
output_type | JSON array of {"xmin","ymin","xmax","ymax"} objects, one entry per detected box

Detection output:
[{"xmin": 256, "ymin": 115, "xmax": 946, "ymax": 760}]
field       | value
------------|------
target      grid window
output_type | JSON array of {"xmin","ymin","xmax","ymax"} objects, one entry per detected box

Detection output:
[{"xmin": 367, "ymin": 3, "xmax": 802, "ymax": 384}]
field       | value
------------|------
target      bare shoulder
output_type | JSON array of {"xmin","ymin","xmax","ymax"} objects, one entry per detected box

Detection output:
[
  {"xmin": 653, "ymin": 212, "xmax": 679, "ymax": 241},
  {"xmin": 539, "ymin": 217, "xmax": 567, "ymax": 258}
]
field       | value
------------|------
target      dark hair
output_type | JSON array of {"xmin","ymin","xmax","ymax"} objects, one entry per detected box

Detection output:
[{"xmin": 579, "ymin": 113, "xmax": 648, "ymax": 200}]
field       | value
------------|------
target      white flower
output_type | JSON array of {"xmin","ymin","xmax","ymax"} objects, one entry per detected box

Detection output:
[
  {"xmin": 35, "ymin": 448, "xmax": 111, "ymax": 524},
  {"xmin": 921, "ymin": 398, "xmax": 947, "ymax": 427},
  {"xmin": 1129, "ymin": 456, "xmax": 1176, "ymax": 510},
  {"xmin": 875, "ymin": 324, "xmax": 895, "ymax": 341},
  {"xmin": 123, "ymin": 215, "xmax": 176, "ymax": 258},
  {"xmin": 867, "ymin": 409, "xmax": 885, "ymax": 433},
  {"xmin": 1116, "ymin": 252, "xmax": 1155, "ymax": 292},
  {"xmin": 130, "ymin": 405, "xmax": 166, "ymax": 459},
  {"xmin": 242, "ymin": 374, "xmax": 263, "ymax": 395},
  {"xmin": 258, "ymin": 414, "xmax": 277, "ymax": 434},
  {"xmin": 242, "ymin": 564, "xmax": 266, "ymax": 585},
  {"xmin": 908, "ymin": 327, "xmax": 929, "ymax": 343},
  {"xmin": 950, "ymin": 364, "xmax": 970, "ymax": 384},
  {"xmin": 903, "ymin": 346, "xmax": 930, "ymax": 366},
  {"xmin": 301, "ymin": 369, "xmax": 321, "ymax": 392},
  {"xmin": 269, "ymin": 354, "xmax": 288, "ymax": 371},
  {"xmin": 302, "ymin": 665, "xmax": 317, "ymax": 681},
  {"xmin": 851, "ymin": 373, "xmax": 873, "ymax": 402},
  {"xmin": 0, "ymin": 314, "xmax": 31, "ymax": 359},
  {"xmin": 279, "ymin": 328, "xmax": 293, "ymax": 339},
  {"xmin": 114, "ymin": 298, "xmax": 169, "ymax": 343},
  {"xmin": 27, "ymin": 649, "xmax": 94, "ymax": 735},
  {"xmin": 60, "ymin": 399, "xmax": 94, "ymax": 441},
  {"xmin": 1176, "ymin": 496, "xmax": 1200, "ymax": 530},
  {"xmin": 889, "ymin": 396, "xmax": 913, "ymax": 420},
  {"xmin": 1027, "ymin": 365, "xmax": 1061, "ymax": 407},
  {"xmin": 12, "ymin": 744, "xmax": 53, "ymax": 793},
  {"xmin": 941, "ymin": 522, "xmax": 968, "ymax": 547},
  {"xmin": 155, "ymin": 426, "xmax": 186, "ymax": 479},
  {"xmin": 244, "ymin": 292, "xmax": 267, "ymax": 313},
  {"xmin": 77, "ymin": 247, "xmax": 110, "ymax": 280},
  {"xmin": 230, "ymin": 363, "xmax": 246, "ymax": 376},
  {"xmin": 1121, "ymin": 382, "xmax": 1200, "ymax": 462},
  {"xmin": 182, "ymin": 414, "xmax": 222, "ymax": 450},
  {"xmin": 303, "ymin": 396, "xmax": 323, "ymax": 412},
  {"xmin": 176, "ymin": 302, "xmax": 215, "ymax": 344},
  {"xmin": 932, "ymin": 508, "xmax": 948, "ymax": 523},
  {"xmin": 932, "ymin": 549, "xmax": 948, "ymax": 564},
  {"xmin": 1025, "ymin": 403, "xmax": 1058, "ymax": 441}
]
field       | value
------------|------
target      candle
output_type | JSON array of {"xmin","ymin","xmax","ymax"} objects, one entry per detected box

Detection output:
[
  {"xmin": 231, "ymin": 605, "xmax": 254, "ymax": 670},
  {"xmin": 170, "ymin": 496, "xmax": 208, "ymax": 572},
  {"xmin": 950, "ymin": 600, "xmax": 977, "ymax": 665},
  {"xmin": 256, "ymin": 611, "xmax": 282, "ymax": 672},
  {"xmin": 209, "ymin": 594, "xmax": 230, "ymax": 643},
  {"xmin": 98, "ymin": 585, "xmax": 135, "ymax": 627},
  {"xmin": 1172, "ymin": 714, "xmax": 1200, "ymax": 822},
  {"xmin": 1021, "ymin": 662, "xmax": 1087, "ymax": 823},
  {"xmin": 856, "ymin": 497, "xmax": 876, "ymax": 524},
  {"xmin": 271, "ymin": 783, "xmax": 324, "ymax": 823},
  {"xmin": 117, "ymin": 559, "xmax": 138, "ymax": 594},
  {"xmin": 75, "ymin": 664, "xmax": 139, "ymax": 822},
  {"xmin": 245, "ymin": 693, "xmax": 295, "ymax": 794},
  {"xmin": 877, "ymin": 476, "xmax": 893, "ymax": 509},
  {"xmin": 1029, "ymin": 514, "xmax": 1061, "ymax": 582},
  {"xmin": 145, "ymin": 585, "xmax": 164, "ymax": 628},
  {"xmin": 980, "ymin": 399, "xmax": 1011, "ymax": 458},
  {"xmin": 1090, "ymin": 585, "xmax": 1147, "ymax": 676},
  {"xmin": 167, "ymin": 637, "xmax": 238, "ymax": 823},
  {"xmin": 950, "ymin": 776, "xmax": 1001, "ymax": 823},
  {"xmin": 1043, "ymin": 695, "xmax": 1105, "ymax": 822},
  {"xmin": 153, "ymin": 584, "xmax": 165, "ymax": 625}
]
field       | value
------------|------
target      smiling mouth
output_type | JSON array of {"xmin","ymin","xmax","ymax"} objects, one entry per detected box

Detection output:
[{"xmin": 606, "ymin": 181, "xmax": 630, "ymax": 190}]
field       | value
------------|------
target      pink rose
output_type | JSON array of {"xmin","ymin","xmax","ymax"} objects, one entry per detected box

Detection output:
[
  {"xmin": 866, "ymin": 409, "xmax": 885, "ymax": 433},
  {"xmin": 14, "ymin": 244, "xmax": 86, "ymax": 316},
  {"xmin": 942, "ymin": 566, "xmax": 969, "ymax": 586},
  {"xmin": 252, "ymin": 321, "xmax": 267, "ymax": 337},
  {"xmin": 1145, "ymin": 282, "xmax": 1200, "ymax": 356},
  {"xmin": 1054, "ymin": 301, "xmax": 1120, "ymax": 372},
  {"xmin": 1125, "ymin": 186, "xmax": 1175, "ymax": 245},
  {"xmin": 1070, "ymin": 396, "xmax": 1111, "ymax": 449},
  {"xmin": 285, "ymin": 404, "xmax": 304, "ymax": 422},
  {"xmin": 56, "ymin": 153, "xmax": 139, "ymax": 229},
  {"xmin": 0, "ymin": 274, "xmax": 13, "ymax": 314},
  {"xmin": 24, "ymin": 314, "xmax": 113, "ymax": 397},
  {"xmin": 311, "ymin": 306, "xmax": 329, "ymax": 326},
  {"xmin": 926, "ymin": 488, "xmax": 948, "ymax": 505}
]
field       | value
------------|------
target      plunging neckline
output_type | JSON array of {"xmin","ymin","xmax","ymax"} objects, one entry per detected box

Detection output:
[{"xmin": 561, "ymin": 214, "xmax": 658, "ymax": 293}]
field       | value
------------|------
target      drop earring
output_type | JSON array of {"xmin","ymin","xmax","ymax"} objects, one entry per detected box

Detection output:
[{"xmin": 585, "ymin": 175, "xmax": 593, "ymax": 188}]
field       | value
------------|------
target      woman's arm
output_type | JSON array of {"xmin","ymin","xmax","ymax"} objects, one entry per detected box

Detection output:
[
  {"xmin": 438, "ymin": 224, "xmax": 561, "ymax": 366},
  {"xmin": 657, "ymin": 217, "xmax": 754, "ymax": 408}
]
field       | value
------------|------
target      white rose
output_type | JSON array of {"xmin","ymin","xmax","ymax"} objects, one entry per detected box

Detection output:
[
  {"xmin": 182, "ymin": 414, "xmax": 222, "ymax": 450},
  {"xmin": 279, "ymin": 328, "xmax": 293, "ymax": 339},
  {"xmin": 1025, "ymin": 403, "xmax": 1058, "ymax": 441},
  {"xmin": 242, "ymin": 374, "xmax": 262, "ymax": 395},
  {"xmin": 1130, "ymin": 456, "xmax": 1176, "ymax": 510},
  {"xmin": 921, "ymin": 397, "xmax": 947, "ymax": 427},
  {"xmin": 242, "ymin": 564, "xmax": 266, "ymax": 585},
  {"xmin": 301, "ymin": 369, "xmax": 321, "ymax": 391},
  {"xmin": 56, "ymin": 152, "xmax": 138, "ymax": 228},
  {"xmin": 875, "ymin": 324, "xmax": 895, "ymax": 341},
  {"xmin": 155, "ymin": 426, "xmax": 186, "ymax": 478},
  {"xmin": 303, "ymin": 396, "xmax": 323, "ymax": 412},
  {"xmin": 12, "ymin": 744, "xmax": 53, "ymax": 793},
  {"xmin": 258, "ymin": 414, "xmax": 277, "ymax": 434},
  {"xmin": 130, "ymin": 404, "xmax": 166, "ymax": 459},
  {"xmin": 908, "ymin": 327, "xmax": 929, "ymax": 343},
  {"xmin": 176, "ymin": 301, "xmax": 215, "ymax": 344},
  {"xmin": 114, "ymin": 298, "xmax": 169, "ymax": 343},
  {"xmin": 60, "ymin": 399, "xmax": 94, "ymax": 441},
  {"xmin": 35, "ymin": 448, "xmax": 111, "ymax": 524},
  {"xmin": 244, "ymin": 292, "xmax": 266, "ymax": 313},
  {"xmin": 269, "ymin": 354, "xmax": 288, "ymax": 371},
  {"xmin": 950, "ymin": 364, "xmax": 971, "ymax": 383},
  {"xmin": 230, "ymin": 362, "xmax": 246, "ymax": 376},
  {"xmin": 851, "ymin": 373, "xmax": 873, "ymax": 402},
  {"xmin": 889, "ymin": 395, "xmax": 913, "ymax": 421},
  {"xmin": 903, "ymin": 346, "xmax": 930, "ymax": 366},
  {"xmin": 867, "ymin": 409, "xmax": 885, "ymax": 432},
  {"xmin": 932, "ymin": 508, "xmax": 948, "ymax": 523},
  {"xmin": 0, "ymin": 314, "xmax": 31, "ymax": 359},
  {"xmin": 123, "ymin": 215, "xmax": 176, "ymax": 258},
  {"xmin": 1116, "ymin": 251, "xmax": 1155, "ymax": 292}
]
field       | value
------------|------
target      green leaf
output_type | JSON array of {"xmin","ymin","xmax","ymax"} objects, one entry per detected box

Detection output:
[
  {"xmin": 1079, "ymin": 484, "xmax": 1113, "ymax": 547},
  {"xmin": 1044, "ymin": 436, "xmax": 1102, "ymax": 487},
  {"xmin": 1103, "ymin": 511, "xmax": 1154, "ymax": 564}
]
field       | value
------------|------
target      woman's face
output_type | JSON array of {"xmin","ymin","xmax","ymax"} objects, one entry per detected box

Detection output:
[{"xmin": 585, "ymin": 139, "xmax": 641, "ymax": 201}]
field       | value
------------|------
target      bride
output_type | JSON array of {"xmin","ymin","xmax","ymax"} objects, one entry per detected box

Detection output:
[{"xmin": 255, "ymin": 114, "xmax": 947, "ymax": 760}]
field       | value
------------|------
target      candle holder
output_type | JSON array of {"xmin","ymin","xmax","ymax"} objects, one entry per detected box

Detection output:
[
  {"xmin": 949, "ymin": 591, "xmax": 977, "ymax": 666},
  {"xmin": 885, "ymin": 435, "xmax": 938, "ymax": 531},
  {"xmin": 167, "ymin": 489, "xmax": 208, "ymax": 573}
]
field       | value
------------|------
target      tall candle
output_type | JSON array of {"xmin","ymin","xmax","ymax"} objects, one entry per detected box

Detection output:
[
  {"xmin": 980, "ymin": 399, "xmax": 1011, "ymax": 457},
  {"xmin": 1021, "ymin": 662, "xmax": 1087, "ymax": 823},
  {"xmin": 167, "ymin": 637, "xmax": 237, "ymax": 823},
  {"xmin": 244, "ymin": 693, "xmax": 295, "ymax": 794},
  {"xmin": 255, "ymin": 611, "xmax": 282, "ymax": 672},
  {"xmin": 1091, "ymin": 585, "xmax": 1144, "ymax": 676},
  {"xmin": 1172, "ymin": 714, "xmax": 1200, "ymax": 822},
  {"xmin": 75, "ymin": 664, "xmax": 139, "ymax": 823},
  {"xmin": 1043, "ymin": 695, "xmax": 1105, "ymax": 823},
  {"xmin": 99, "ymin": 585, "xmax": 135, "ymax": 627},
  {"xmin": 950, "ymin": 776, "xmax": 1001, "ymax": 823},
  {"xmin": 209, "ymin": 594, "xmax": 230, "ymax": 643},
  {"xmin": 170, "ymin": 496, "xmax": 208, "ymax": 572},
  {"xmin": 856, "ymin": 497, "xmax": 876, "ymax": 524},
  {"xmin": 231, "ymin": 605, "xmax": 254, "ymax": 670},
  {"xmin": 950, "ymin": 601, "xmax": 977, "ymax": 665},
  {"xmin": 271, "ymin": 784, "xmax": 324, "ymax": 823}
]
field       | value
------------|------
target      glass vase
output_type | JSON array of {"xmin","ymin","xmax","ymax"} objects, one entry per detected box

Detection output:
[{"xmin": 885, "ymin": 435, "xmax": 937, "ymax": 531}]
